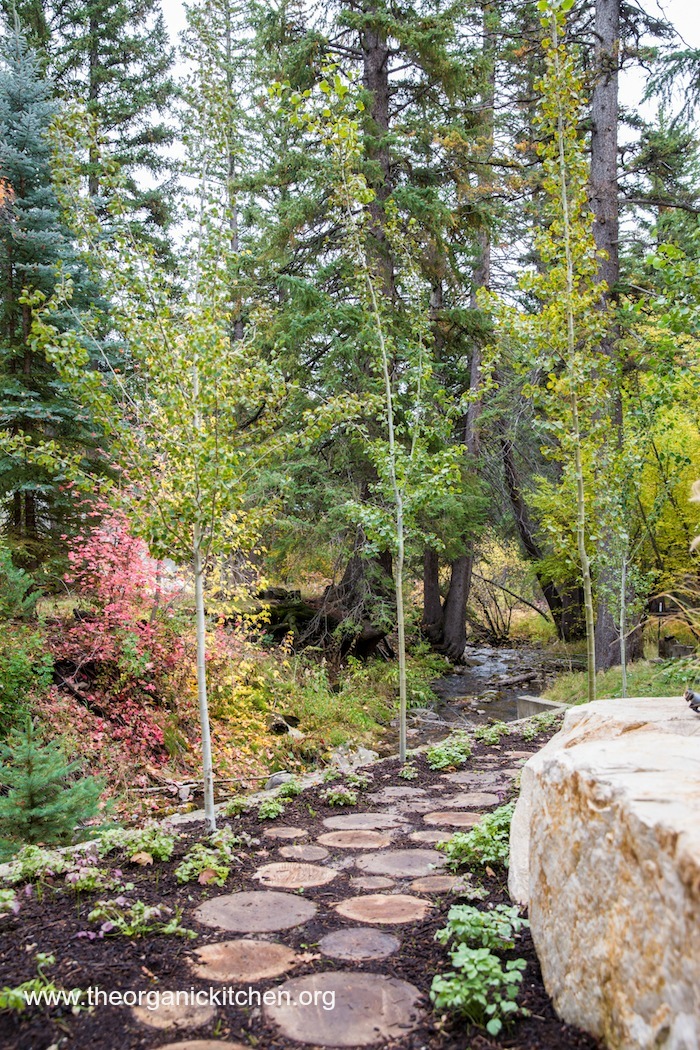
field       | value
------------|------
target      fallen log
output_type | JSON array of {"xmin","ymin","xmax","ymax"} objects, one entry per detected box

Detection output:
[{"xmin": 495, "ymin": 670, "xmax": 539, "ymax": 687}]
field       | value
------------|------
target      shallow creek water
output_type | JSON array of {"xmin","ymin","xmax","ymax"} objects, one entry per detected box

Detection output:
[{"xmin": 407, "ymin": 644, "xmax": 586, "ymax": 747}]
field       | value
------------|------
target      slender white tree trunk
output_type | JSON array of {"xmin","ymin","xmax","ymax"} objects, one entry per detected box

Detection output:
[
  {"xmin": 395, "ymin": 497, "xmax": 407, "ymax": 763},
  {"xmin": 620, "ymin": 551, "xmax": 627, "ymax": 697},
  {"xmin": 192, "ymin": 357, "xmax": 216, "ymax": 831},
  {"xmin": 553, "ymin": 13, "xmax": 597, "ymax": 704},
  {"xmin": 194, "ymin": 530, "xmax": 216, "ymax": 832}
]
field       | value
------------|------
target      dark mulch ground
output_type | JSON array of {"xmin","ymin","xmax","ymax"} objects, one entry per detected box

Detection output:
[{"xmin": 0, "ymin": 732, "xmax": 602, "ymax": 1050}]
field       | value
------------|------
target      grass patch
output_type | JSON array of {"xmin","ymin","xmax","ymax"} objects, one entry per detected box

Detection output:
[{"xmin": 542, "ymin": 657, "xmax": 698, "ymax": 706}]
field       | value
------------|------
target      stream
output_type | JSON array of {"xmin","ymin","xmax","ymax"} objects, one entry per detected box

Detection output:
[{"xmin": 406, "ymin": 644, "xmax": 586, "ymax": 747}]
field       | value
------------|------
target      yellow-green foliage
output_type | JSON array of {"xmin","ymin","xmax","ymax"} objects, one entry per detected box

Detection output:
[
  {"xmin": 211, "ymin": 640, "xmax": 448, "ymax": 766},
  {"xmin": 638, "ymin": 407, "xmax": 700, "ymax": 594}
]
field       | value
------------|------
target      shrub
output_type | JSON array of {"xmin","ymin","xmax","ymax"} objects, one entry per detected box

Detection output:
[
  {"xmin": 398, "ymin": 762, "xmax": 418, "ymax": 780},
  {"xmin": 0, "ymin": 725, "xmax": 105, "ymax": 858},
  {"xmin": 426, "ymin": 732, "xmax": 472, "ymax": 771},
  {"xmin": 49, "ymin": 509, "xmax": 188, "ymax": 764},
  {"xmin": 438, "ymin": 803, "xmax": 515, "ymax": 871}
]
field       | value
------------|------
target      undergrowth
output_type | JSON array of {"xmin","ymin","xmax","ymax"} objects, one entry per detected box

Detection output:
[{"xmin": 542, "ymin": 657, "xmax": 696, "ymax": 705}]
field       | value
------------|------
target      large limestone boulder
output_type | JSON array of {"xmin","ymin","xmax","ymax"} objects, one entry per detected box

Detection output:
[{"xmin": 509, "ymin": 696, "xmax": 700, "ymax": 1050}]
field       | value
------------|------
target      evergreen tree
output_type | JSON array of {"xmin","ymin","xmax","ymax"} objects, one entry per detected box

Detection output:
[
  {"xmin": 0, "ymin": 30, "xmax": 105, "ymax": 569},
  {"xmin": 0, "ymin": 723, "xmax": 105, "ymax": 857},
  {"xmin": 11, "ymin": 0, "xmax": 178, "ymax": 245}
]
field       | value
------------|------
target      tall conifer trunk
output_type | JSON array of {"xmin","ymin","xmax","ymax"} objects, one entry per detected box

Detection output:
[
  {"xmin": 590, "ymin": 0, "xmax": 628, "ymax": 670},
  {"xmin": 438, "ymin": 1, "xmax": 495, "ymax": 661},
  {"xmin": 361, "ymin": 1, "xmax": 393, "ymax": 297}
]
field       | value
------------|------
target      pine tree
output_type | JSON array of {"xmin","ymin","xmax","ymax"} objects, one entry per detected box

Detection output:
[
  {"xmin": 0, "ymin": 723, "xmax": 104, "ymax": 856},
  {"xmin": 0, "ymin": 29, "xmax": 105, "ymax": 569},
  {"xmin": 30, "ymin": 0, "xmax": 177, "ymax": 246}
]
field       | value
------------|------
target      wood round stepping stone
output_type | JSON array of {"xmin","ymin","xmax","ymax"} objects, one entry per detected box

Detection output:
[
  {"xmin": 349, "ymin": 875, "xmax": 395, "ymax": 891},
  {"xmin": 319, "ymin": 927, "xmax": 400, "ymax": 961},
  {"xmin": 252, "ymin": 862, "xmax": 339, "ymax": 890},
  {"xmin": 410, "ymin": 875, "xmax": 460, "ymax": 894},
  {"xmin": 394, "ymin": 799, "xmax": 439, "ymax": 814},
  {"xmin": 278, "ymin": 843, "xmax": 329, "ymax": 861},
  {"xmin": 354, "ymin": 849, "xmax": 444, "ymax": 878},
  {"xmin": 317, "ymin": 829, "xmax": 393, "ymax": 849},
  {"xmin": 194, "ymin": 891, "xmax": 317, "ymax": 933},
  {"xmin": 263, "ymin": 825, "xmax": 308, "ymax": 840},
  {"xmin": 190, "ymin": 939, "xmax": 296, "ymax": 982},
  {"xmin": 443, "ymin": 770, "xmax": 506, "ymax": 788},
  {"xmin": 263, "ymin": 972, "xmax": 422, "ymax": 1047},
  {"xmin": 132, "ymin": 1000, "xmax": 215, "ymax": 1031},
  {"xmin": 322, "ymin": 812, "xmax": 407, "ymax": 831},
  {"xmin": 409, "ymin": 829, "xmax": 451, "ymax": 845},
  {"xmin": 366, "ymin": 786, "xmax": 425, "ymax": 803},
  {"xmin": 334, "ymin": 893, "xmax": 431, "ymax": 925},
  {"xmin": 440, "ymin": 791, "xmax": 500, "ymax": 808},
  {"xmin": 159, "ymin": 1043, "xmax": 248, "ymax": 1050},
  {"xmin": 423, "ymin": 811, "xmax": 484, "ymax": 828}
]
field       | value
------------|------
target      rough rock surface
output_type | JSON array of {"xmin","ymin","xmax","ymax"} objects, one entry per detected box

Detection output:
[{"xmin": 509, "ymin": 696, "xmax": 700, "ymax": 1050}]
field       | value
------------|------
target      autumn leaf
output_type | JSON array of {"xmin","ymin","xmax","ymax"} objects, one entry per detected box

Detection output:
[
  {"xmin": 131, "ymin": 851, "xmax": 154, "ymax": 866},
  {"xmin": 198, "ymin": 868, "xmax": 219, "ymax": 885}
]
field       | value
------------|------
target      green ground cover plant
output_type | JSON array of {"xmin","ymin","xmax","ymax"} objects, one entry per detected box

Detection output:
[
  {"xmin": 426, "ymin": 732, "xmax": 472, "ymax": 771},
  {"xmin": 398, "ymin": 762, "xmax": 418, "ymax": 780},
  {"xmin": 436, "ymin": 904, "xmax": 529, "ymax": 951},
  {"xmin": 257, "ymin": 797, "xmax": 286, "ymax": 820},
  {"xmin": 438, "ymin": 803, "xmax": 515, "ymax": 871},
  {"xmin": 175, "ymin": 826, "xmax": 242, "ymax": 885},
  {"xmin": 3, "ymin": 845, "xmax": 69, "ymax": 884},
  {"xmin": 222, "ymin": 796, "xmax": 252, "ymax": 816},
  {"xmin": 345, "ymin": 771, "xmax": 372, "ymax": 790},
  {"xmin": 521, "ymin": 712, "xmax": 562, "ymax": 741},
  {"xmin": 97, "ymin": 826, "xmax": 177, "ymax": 862},
  {"xmin": 86, "ymin": 898, "xmax": 195, "ymax": 939},
  {"xmin": 0, "ymin": 953, "xmax": 82, "ymax": 1014},
  {"xmin": 430, "ymin": 946, "xmax": 526, "ymax": 1035},
  {"xmin": 320, "ymin": 787, "xmax": 358, "ymax": 807},
  {"xmin": 0, "ymin": 889, "xmax": 19, "ymax": 917},
  {"xmin": 474, "ymin": 722, "xmax": 510, "ymax": 745},
  {"xmin": 276, "ymin": 777, "xmax": 304, "ymax": 799}
]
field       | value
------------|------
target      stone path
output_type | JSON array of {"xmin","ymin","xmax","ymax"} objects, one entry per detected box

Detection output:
[{"xmin": 133, "ymin": 743, "xmax": 534, "ymax": 1048}]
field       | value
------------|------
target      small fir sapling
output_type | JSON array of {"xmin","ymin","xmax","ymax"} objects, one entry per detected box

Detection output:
[{"xmin": 0, "ymin": 723, "xmax": 104, "ymax": 858}]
